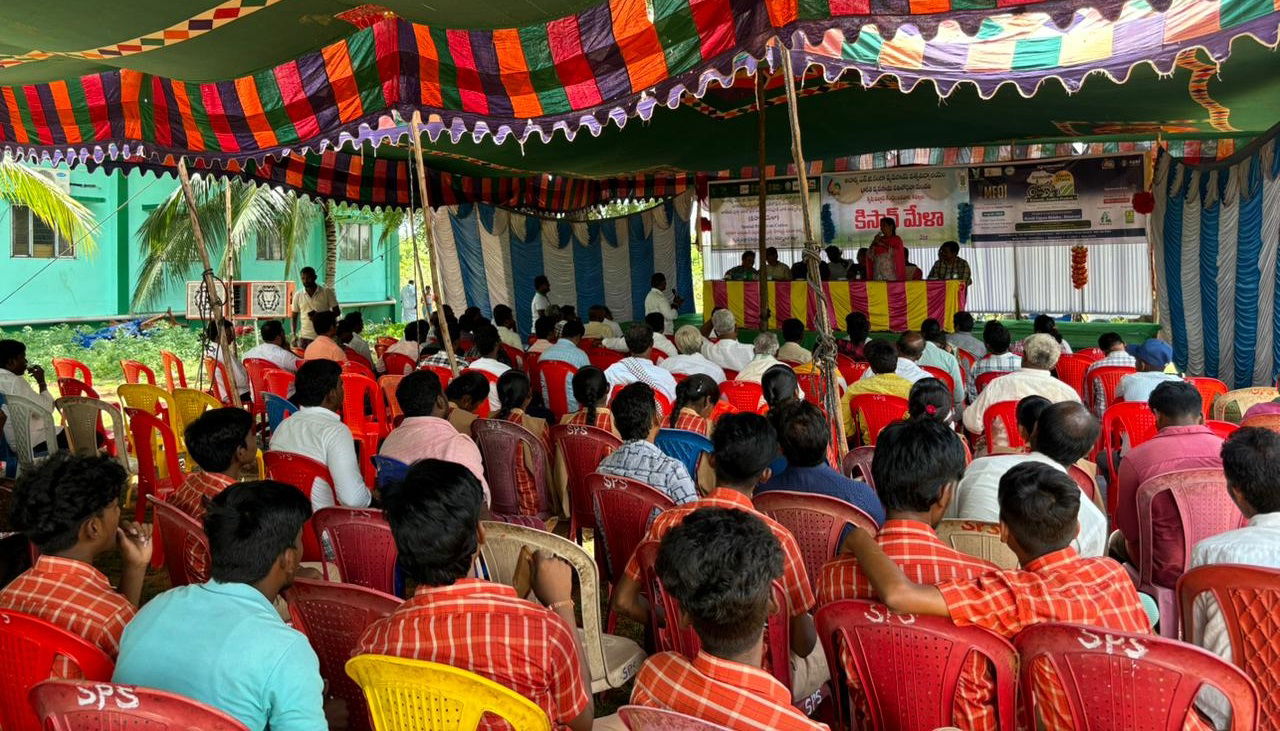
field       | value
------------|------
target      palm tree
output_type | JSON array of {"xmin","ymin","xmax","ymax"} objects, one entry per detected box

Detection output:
[{"xmin": 0, "ymin": 155, "xmax": 95, "ymax": 250}]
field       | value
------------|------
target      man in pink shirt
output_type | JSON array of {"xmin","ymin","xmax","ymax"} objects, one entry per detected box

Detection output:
[
  {"xmin": 1112, "ymin": 380, "xmax": 1223, "ymax": 586},
  {"xmin": 380, "ymin": 370, "xmax": 490, "ymax": 505}
]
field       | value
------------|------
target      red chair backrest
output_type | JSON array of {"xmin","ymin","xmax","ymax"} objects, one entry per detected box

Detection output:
[
  {"xmin": 837, "ymin": 354, "xmax": 869, "ymax": 384},
  {"xmin": 540, "ymin": 360, "xmax": 579, "ymax": 419},
  {"xmin": 378, "ymin": 375, "xmax": 404, "ymax": 425},
  {"xmin": 920, "ymin": 365, "xmax": 955, "ymax": 395},
  {"xmin": 421, "ymin": 364, "xmax": 455, "ymax": 390},
  {"xmin": 243, "ymin": 358, "xmax": 277, "ymax": 419},
  {"xmin": 1178, "ymin": 564, "xmax": 1280, "ymax": 729},
  {"xmin": 548, "ymin": 424, "xmax": 621, "ymax": 540},
  {"xmin": 524, "ymin": 351, "xmax": 542, "ymax": 393},
  {"xmin": 1186, "ymin": 377, "xmax": 1230, "ymax": 421},
  {"xmin": 1136, "ymin": 469, "xmax": 1245, "ymax": 590},
  {"xmin": 1205, "ymin": 419, "xmax": 1240, "ymax": 439},
  {"xmin": 343, "ymin": 347, "xmax": 375, "ymax": 372},
  {"xmin": 1098, "ymin": 401, "xmax": 1158, "ymax": 485},
  {"xmin": 1085, "ymin": 365, "xmax": 1136, "ymax": 410},
  {"xmin": 341, "ymin": 359, "xmax": 377, "ymax": 381},
  {"xmin": 586, "ymin": 472, "xmax": 675, "ymax": 584},
  {"xmin": 840, "ymin": 445, "xmax": 875, "ymax": 486},
  {"xmin": 0, "ymin": 609, "xmax": 114, "ymax": 731},
  {"xmin": 263, "ymin": 451, "xmax": 331, "ymax": 562},
  {"xmin": 312, "ymin": 507, "xmax": 398, "ymax": 596},
  {"xmin": 1055, "ymin": 353, "xmax": 1092, "ymax": 399},
  {"xmin": 1076, "ymin": 347, "xmax": 1107, "ymax": 362},
  {"xmin": 850, "ymin": 394, "xmax": 908, "ymax": 445},
  {"xmin": 124, "ymin": 407, "xmax": 185, "ymax": 524},
  {"xmin": 340, "ymin": 372, "xmax": 391, "ymax": 440},
  {"xmin": 30, "ymin": 679, "xmax": 248, "ymax": 730},
  {"xmin": 587, "ymin": 347, "xmax": 625, "ymax": 371},
  {"xmin": 120, "ymin": 359, "xmax": 157, "ymax": 386},
  {"xmin": 147, "ymin": 495, "xmax": 211, "ymax": 587},
  {"xmin": 719, "ymin": 380, "xmax": 765, "ymax": 413},
  {"xmin": 1066, "ymin": 464, "xmax": 1099, "ymax": 503},
  {"xmin": 753, "ymin": 490, "xmax": 879, "ymax": 591},
  {"xmin": 161, "ymin": 350, "xmax": 187, "ymax": 392},
  {"xmin": 501, "ymin": 344, "xmax": 526, "ymax": 371},
  {"xmin": 202, "ymin": 356, "xmax": 236, "ymax": 405},
  {"xmin": 286, "ymin": 578, "xmax": 399, "ymax": 731},
  {"xmin": 616, "ymin": 706, "xmax": 731, "ymax": 730},
  {"xmin": 51, "ymin": 357, "xmax": 92, "ymax": 388},
  {"xmin": 57, "ymin": 377, "xmax": 99, "ymax": 400},
  {"xmin": 795, "ymin": 372, "xmax": 841, "ymax": 413},
  {"xmin": 816, "ymin": 599, "xmax": 1017, "ymax": 731},
  {"xmin": 974, "ymin": 370, "xmax": 1010, "ymax": 394},
  {"xmin": 263, "ymin": 369, "xmax": 295, "ymax": 399},
  {"xmin": 609, "ymin": 383, "xmax": 673, "ymax": 419},
  {"xmin": 1014, "ymin": 623, "xmax": 1257, "ymax": 731},
  {"xmin": 470, "ymin": 418, "xmax": 552, "ymax": 520},
  {"xmin": 955, "ymin": 349, "xmax": 977, "ymax": 372},
  {"xmin": 382, "ymin": 352, "xmax": 416, "ymax": 377},
  {"xmin": 982, "ymin": 400, "xmax": 1024, "ymax": 453}
]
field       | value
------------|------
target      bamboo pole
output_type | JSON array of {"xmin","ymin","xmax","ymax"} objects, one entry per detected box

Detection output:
[
  {"xmin": 777, "ymin": 42, "xmax": 846, "ymax": 454},
  {"xmin": 755, "ymin": 73, "xmax": 770, "ymax": 331},
  {"xmin": 176, "ymin": 158, "xmax": 242, "ymax": 408},
  {"xmin": 407, "ymin": 112, "xmax": 460, "ymax": 376}
]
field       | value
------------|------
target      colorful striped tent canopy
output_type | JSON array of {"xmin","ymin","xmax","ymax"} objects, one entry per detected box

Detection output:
[{"xmin": 0, "ymin": 0, "xmax": 1274, "ymax": 208}]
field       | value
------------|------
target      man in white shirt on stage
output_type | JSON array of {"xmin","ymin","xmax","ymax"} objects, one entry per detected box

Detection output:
[
  {"xmin": 644, "ymin": 273, "xmax": 681, "ymax": 336},
  {"xmin": 531, "ymin": 275, "xmax": 552, "ymax": 324},
  {"xmin": 701, "ymin": 309, "xmax": 754, "ymax": 373},
  {"xmin": 604, "ymin": 324, "xmax": 677, "ymax": 402},
  {"xmin": 243, "ymin": 320, "xmax": 299, "ymax": 373}
]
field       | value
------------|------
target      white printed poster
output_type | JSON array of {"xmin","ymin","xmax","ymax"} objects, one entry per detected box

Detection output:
[
  {"xmin": 707, "ymin": 178, "xmax": 818, "ymax": 249},
  {"xmin": 822, "ymin": 168, "xmax": 968, "ymax": 248}
]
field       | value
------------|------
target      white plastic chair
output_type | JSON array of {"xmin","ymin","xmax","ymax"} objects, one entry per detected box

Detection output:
[
  {"xmin": 4, "ymin": 391, "xmax": 58, "ymax": 476},
  {"xmin": 54, "ymin": 396, "xmax": 132, "ymax": 475}
]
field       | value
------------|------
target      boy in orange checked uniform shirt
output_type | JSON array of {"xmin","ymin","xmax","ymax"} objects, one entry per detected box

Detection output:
[{"xmin": 817, "ymin": 418, "xmax": 998, "ymax": 729}]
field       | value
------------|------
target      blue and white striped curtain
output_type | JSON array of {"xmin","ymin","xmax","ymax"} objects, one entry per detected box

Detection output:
[
  {"xmin": 431, "ymin": 192, "xmax": 695, "ymax": 336},
  {"xmin": 1151, "ymin": 129, "xmax": 1280, "ymax": 388}
]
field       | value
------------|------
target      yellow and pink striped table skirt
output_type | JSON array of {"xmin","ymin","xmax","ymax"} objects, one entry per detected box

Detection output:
[{"xmin": 704, "ymin": 280, "xmax": 967, "ymax": 332}]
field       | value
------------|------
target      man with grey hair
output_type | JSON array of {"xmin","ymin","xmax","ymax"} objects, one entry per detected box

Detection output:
[
  {"xmin": 701, "ymin": 309, "xmax": 754, "ymax": 373},
  {"xmin": 659, "ymin": 325, "xmax": 726, "ymax": 383},
  {"xmin": 963, "ymin": 332, "xmax": 1081, "ymax": 447},
  {"xmin": 734, "ymin": 333, "xmax": 785, "ymax": 384}
]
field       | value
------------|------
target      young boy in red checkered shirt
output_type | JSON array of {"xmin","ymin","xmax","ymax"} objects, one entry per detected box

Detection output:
[
  {"xmin": 630, "ymin": 508, "xmax": 829, "ymax": 730},
  {"xmin": 356, "ymin": 459, "xmax": 595, "ymax": 731},
  {"xmin": 0, "ymin": 453, "xmax": 152, "ymax": 671}
]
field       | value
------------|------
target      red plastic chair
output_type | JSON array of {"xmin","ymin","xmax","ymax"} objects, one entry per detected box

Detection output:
[
  {"xmin": 312, "ymin": 507, "xmax": 397, "ymax": 596},
  {"xmin": 340, "ymin": 359, "xmax": 378, "ymax": 381},
  {"xmin": 242, "ymin": 358, "xmax": 277, "ymax": 428},
  {"xmin": 840, "ymin": 445, "xmax": 875, "ymax": 486},
  {"xmin": 608, "ymin": 383, "xmax": 673, "ymax": 419},
  {"xmin": 470, "ymin": 418, "xmax": 553, "ymax": 524},
  {"xmin": 1178, "ymin": 564, "xmax": 1280, "ymax": 730},
  {"xmin": 1084, "ymin": 365, "xmax": 1136, "ymax": 412},
  {"xmin": 147, "ymin": 495, "xmax": 211, "ymax": 587},
  {"xmin": 56, "ymin": 376, "xmax": 99, "ymax": 400},
  {"xmin": 524, "ymin": 351, "xmax": 542, "ymax": 394},
  {"xmin": 795, "ymin": 371, "xmax": 842, "ymax": 411},
  {"xmin": 420, "ymin": 363, "xmax": 455, "ymax": 390},
  {"xmin": 124, "ymin": 407, "xmax": 185, "ymax": 524},
  {"xmin": 340, "ymin": 372, "xmax": 391, "ymax": 487},
  {"xmin": 849, "ymin": 394, "xmax": 908, "ymax": 446},
  {"xmin": 1014, "ymin": 622, "xmax": 1257, "ymax": 730},
  {"xmin": 120, "ymin": 359, "xmax": 157, "ymax": 386},
  {"xmin": 1054, "ymin": 353, "xmax": 1092, "ymax": 399},
  {"xmin": 0, "ymin": 609, "xmax": 114, "ymax": 731},
  {"xmin": 955, "ymin": 349, "xmax": 978, "ymax": 373},
  {"xmin": 343, "ymin": 346, "xmax": 375, "ymax": 373},
  {"xmin": 263, "ymin": 368, "xmax": 295, "ymax": 399},
  {"xmin": 921, "ymin": 365, "xmax": 955, "ymax": 396},
  {"xmin": 586, "ymin": 472, "xmax": 675, "ymax": 586},
  {"xmin": 982, "ymin": 400, "xmax": 1024, "ymax": 453},
  {"xmin": 1076, "ymin": 346, "xmax": 1106, "ymax": 362},
  {"xmin": 587, "ymin": 347, "xmax": 625, "ymax": 371},
  {"xmin": 286, "ymin": 578, "xmax": 400, "ymax": 731},
  {"xmin": 1205, "ymin": 419, "xmax": 1240, "ymax": 439},
  {"xmin": 1184, "ymin": 377, "xmax": 1228, "ymax": 421},
  {"xmin": 202, "ymin": 356, "xmax": 237, "ymax": 406},
  {"xmin": 502, "ymin": 344, "xmax": 526, "ymax": 371},
  {"xmin": 460, "ymin": 368, "xmax": 500, "ymax": 418},
  {"xmin": 540, "ymin": 360, "xmax": 579, "ymax": 419},
  {"xmin": 974, "ymin": 370, "xmax": 1011, "ymax": 394},
  {"xmin": 378, "ymin": 374, "xmax": 404, "ymax": 426},
  {"xmin": 1133, "ymin": 468, "xmax": 1246, "ymax": 638},
  {"xmin": 382, "ymin": 352, "xmax": 416, "ymax": 377},
  {"xmin": 616, "ymin": 706, "xmax": 731, "ymax": 730},
  {"xmin": 1098, "ymin": 401, "xmax": 1158, "ymax": 486},
  {"xmin": 837, "ymin": 354, "xmax": 869, "ymax": 384},
  {"xmin": 753, "ymin": 491, "xmax": 879, "ymax": 591},
  {"xmin": 51, "ymin": 357, "xmax": 93, "ymax": 388},
  {"xmin": 816, "ymin": 599, "xmax": 1017, "ymax": 731},
  {"xmin": 719, "ymin": 380, "xmax": 765, "ymax": 413},
  {"xmin": 262, "ymin": 451, "xmax": 331, "ymax": 566},
  {"xmin": 548, "ymin": 424, "xmax": 621, "ymax": 545},
  {"xmin": 30, "ymin": 678, "xmax": 248, "ymax": 730},
  {"xmin": 161, "ymin": 350, "xmax": 187, "ymax": 392}
]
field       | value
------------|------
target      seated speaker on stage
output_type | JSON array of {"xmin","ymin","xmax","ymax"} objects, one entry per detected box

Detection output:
[
  {"xmin": 927, "ymin": 240, "xmax": 972, "ymax": 286},
  {"xmin": 724, "ymin": 251, "xmax": 758, "ymax": 281}
]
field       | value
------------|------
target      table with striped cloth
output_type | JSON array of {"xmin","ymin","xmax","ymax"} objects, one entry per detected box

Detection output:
[{"xmin": 704, "ymin": 280, "xmax": 967, "ymax": 333}]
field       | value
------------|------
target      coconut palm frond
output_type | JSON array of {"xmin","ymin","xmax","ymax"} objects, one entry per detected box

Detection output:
[{"xmin": 0, "ymin": 157, "xmax": 96, "ymax": 251}]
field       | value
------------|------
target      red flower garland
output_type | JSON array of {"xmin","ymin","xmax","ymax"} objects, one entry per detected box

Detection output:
[{"xmin": 1071, "ymin": 246, "xmax": 1088, "ymax": 289}]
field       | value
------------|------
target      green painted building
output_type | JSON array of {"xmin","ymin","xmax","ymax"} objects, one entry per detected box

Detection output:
[{"xmin": 0, "ymin": 167, "xmax": 400, "ymax": 326}]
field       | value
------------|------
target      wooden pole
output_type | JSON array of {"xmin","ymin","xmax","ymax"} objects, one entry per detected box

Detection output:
[
  {"xmin": 407, "ymin": 113, "xmax": 460, "ymax": 376},
  {"xmin": 777, "ymin": 42, "xmax": 846, "ymax": 454},
  {"xmin": 755, "ymin": 73, "xmax": 770, "ymax": 331},
  {"xmin": 176, "ymin": 158, "xmax": 242, "ymax": 408}
]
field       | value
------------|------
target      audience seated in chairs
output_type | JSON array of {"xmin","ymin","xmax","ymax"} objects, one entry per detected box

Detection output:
[
  {"xmin": 0, "ymin": 338, "xmax": 58, "ymax": 452},
  {"xmin": 113, "ymin": 481, "xmax": 333, "ymax": 730},
  {"xmin": 701, "ymin": 309, "xmax": 754, "ymax": 373},
  {"xmin": 172, "ymin": 407, "xmax": 255, "ymax": 521},
  {"xmin": 603, "ymin": 324, "xmax": 677, "ymax": 402},
  {"xmin": 841, "ymin": 340, "xmax": 912, "ymax": 440},
  {"xmin": 356, "ymin": 459, "xmax": 596, "ymax": 730},
  {"xmin": 0, "ymin": 453, "xmax": 150, "ymax": 670},
  {"xmin": 597, "ymin": 382, "xmax": 697, "ymax": 506},
  {"xmin": 268, "ymin": 359, "xmax": 372, "ymax": 510},
  {"xmin": 660, "ymin": 326, "xmax": 726, "ymax": 384},
  {"xmin": 444, "ymin": 371, "xmax": 491, "ymax": 435},
  {"xmin": 604, "ymin": 313, "xmax": 678, "ymax": 359},
  {"xmin": 528, "ymin": 315, "xmax": 557, "ymax": 356},
  {"xmin": 466, "ymin": 326, "xmax": 512, "ymax": 413},
  {"xmin": 667, "ymin": 375, "xmax": 719, "ymax": 437},
  {"xmin": 560, "ymin": 366, "xmax": 620, "ymax": 437},
  {"xmin": 777, "ymin": 319, "xmax": 813, "ymax": 365},
  {"xmin": 385, "ymin": 319, "xmax": 427, "ymax": 363},
  {"xmin": 301, "ymin": 311, "xmax": 346, "ymax": 364},
  {"xmin": 203, "ymin": 319, "xmax": 250, "ymax": 402},
  {"xmin": 540, "ymin": 319, "xmax": 591, "ymax": 412},
  {"xmin": 964, "ymin": 334, "xmax": 1080, "ymax": 447},
  {"xmin": 242, "ymin": 320, "xmax": 299, "ymax": 373},
  {"xmin": 380, "ymin": 369, "xmax": 489, "ymax": 503},
  {"xmin": 493, "ymin": 370, "xmax": 553, "ymax": 517},
  {"xmin": 967, "ymin": 321, "xmax": 1022, "ymax": 402},
  {"xmin": 612, "ymin": 412, "xmax": 829, "ymax": 703},
  {"xmin": 734, "ymin": 333, "xmax": 787, "ymax": 385},
  {"xmin": 629, "ymin": 508, "xmax": 828, "ymax": 730}
]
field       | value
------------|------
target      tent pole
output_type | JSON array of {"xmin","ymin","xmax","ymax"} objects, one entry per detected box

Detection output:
[
  {"xmin": 176, "ymin": 158, "xmax": 242, "ymax": 408},
  {"xmin": 755, "ymin": 72, "xmax": 770, "ymax": 331},
  {"xmin": 777, "ymin": 41, "xmax": 846, "ymax": 455},
  {"xmin": 407, "ymin": 190, "xmax": 431, "ymax": 337},
  {"xmin": 407, "ymin": 112, "xmax": 460, "ymax": 376}
]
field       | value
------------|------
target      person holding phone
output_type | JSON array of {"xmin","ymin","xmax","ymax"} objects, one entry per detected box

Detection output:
[{"xmin": 0, "ymin": 339, "xmax": 55, "ymax": 450}]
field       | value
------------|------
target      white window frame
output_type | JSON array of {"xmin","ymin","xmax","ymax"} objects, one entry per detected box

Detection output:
[
  {"xmin": 10, "ymin": 205, "xmax": 74, "ymax": 259},
  {"xmin": 337, "ymin": 222, "xmax": 372, "ymax": 261}
]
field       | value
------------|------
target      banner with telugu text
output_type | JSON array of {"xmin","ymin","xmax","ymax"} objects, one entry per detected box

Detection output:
[
  {"xmin": 706, "ymin": 178, "xmax": 819, "ymax": 249},
  {"xmin": 822, "ymin": 168, "xmax": 968, "ymax": 248}
]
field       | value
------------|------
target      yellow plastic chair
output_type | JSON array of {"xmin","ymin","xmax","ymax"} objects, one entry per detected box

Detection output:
[
  {"xmin": 935, "ymin": 519, "xmax": 1020, "ymax": 570},
  {"xmin": 345, "ymin": 655, "xmax": 551, "ymax": 731},
  {"xmin": 478, "ymin": 520, "xmax": 645, "ymax": 692},
  {"xmin": 172, "ymin": 388, "xmax": 223, "ymax": 433},
  {"xmin": 117, "ymin": 384, "xmax": 183, "ymax": 462}
]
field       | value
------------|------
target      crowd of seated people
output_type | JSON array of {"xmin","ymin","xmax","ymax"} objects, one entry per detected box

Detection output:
[{"xmin": 0, "ymin": 302, "xmax": 1275, "ymax": 731}]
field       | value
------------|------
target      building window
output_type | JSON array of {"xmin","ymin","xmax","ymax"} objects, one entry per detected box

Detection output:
[
  {"xmin": 11, "ymin": 205, "xmax": 73, "ymax": 259},
  {"xmin": 257, "ymin": 231, "xmax": 284, "ymax": 261},
  {"xmin": 337, "ymin": 223, "xmax": 372, "ymax": 261}
]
